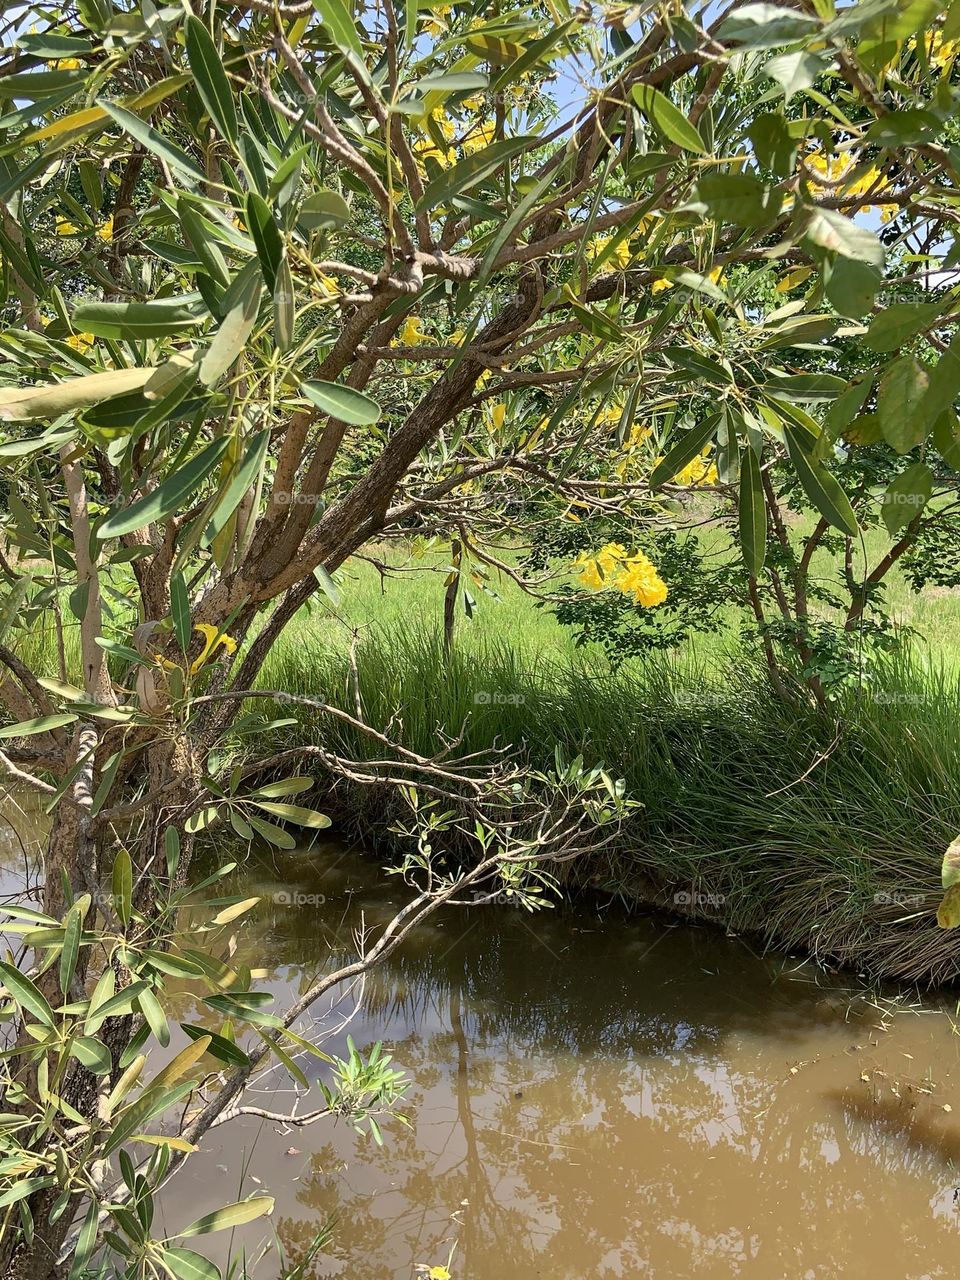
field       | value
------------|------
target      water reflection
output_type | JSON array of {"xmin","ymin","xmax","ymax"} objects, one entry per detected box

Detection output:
[{"xmin": 161, "ymin": 842, "xmax": 960, "ymax": 1280}]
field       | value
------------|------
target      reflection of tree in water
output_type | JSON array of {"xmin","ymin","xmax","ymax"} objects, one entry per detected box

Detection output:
[{"xmin": 195, "ymin": 848, "xmax": 960, "ymax": 1279}]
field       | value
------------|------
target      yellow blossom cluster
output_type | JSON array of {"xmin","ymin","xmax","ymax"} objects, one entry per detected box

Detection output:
[
  {"xmin": 673, "ymin": 449, "xmax": 718, "ymax": 487},
  {"xmin": 573, "ymin": 542, "xmax": 668, "ymax": 608},
  {"xmin": 414, "ymin": 111, "xmax": 496, "ymax": 170},
  {"xmin": 803, "ymin": 149, "xmax": 899, "ymax": 222}
]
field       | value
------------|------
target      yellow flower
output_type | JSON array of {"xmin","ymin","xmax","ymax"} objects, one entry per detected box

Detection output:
[
  {"xmin": 428, "ymin": 1269, "xmax": 451, "ymax": 1280},
  {"xmin": 589, "ymin": 235, "xmax": 632, "ymax": 271},
  {"xmin": 449, "ymin": 328, "xmax": 466, "ymax": 346},
  {"xmin": 318, "ymin": 272, "xmax": 341, "ymax": 297},
  {"xmin": 190, "ymin": 624, "xmax": 237, "ymax": 675},
  {"xmin": 927, "ymin": 30, "xmax": 958, "ymax": 68},
  {"xmin": 97, "ymin": 216, "xmax": 114, "ymax": 243},
  {"xmin": 651, "ymin": 277, "xmax": 673, "ymax": 294},
  {"xmin": 461, "ymin": 122, "xmax": 495, "ymax": 155},
  {"xmin": 488, "ymin": 402, "xmax": 506, "ymax": 430},
  {"xmin": 56, "ymin": 220, "xmax": 78, "ymax": 236},
  {"xmin": 596, "ymin": 542, "xmax": 627, "ymax": 576},
  {"xmin": 65, "ymin": 331, "xmax": 95, "ymax": 354},
  {"xmin": 616, "ymin": 551, "xmax": 668, "ymax": 607},
  {"xmin": 396, "ymin": 315, "xmax": 428, "ymax": 346},
  {"xmin": 572, "ymin": 545, "xmax": 668, "ymax": 608},
  {"xmin": 573, "ymin": 553, "xmax": 605, "ymax": 591},
  {"xmin": 707, "ymin": 265, "xmax": 723, "ymax": 286},
  {"xmin": 51, "ymin": 57, "xmax": 80, "ymax": 70},
  {"xmin": 675, "ymin": 450, "xmax": 718, "ymax": 487},
  {"xmin": 423, "ymin": 3, "xmax": 452, "ymax": 36}
]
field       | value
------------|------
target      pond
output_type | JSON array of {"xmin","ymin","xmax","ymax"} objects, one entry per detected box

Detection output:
[{"xmin": 162, "ymin": 839, "xmax": 960, "ymax": 1280}]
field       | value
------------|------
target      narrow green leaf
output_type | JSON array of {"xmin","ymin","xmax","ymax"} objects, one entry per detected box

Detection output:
[
  {"xmin": 170, "ymin": 573, "xmax": 191, "ymax": 657},
  {"xmin": 0, "ymin": 961, "xmax": 55, "ymax": 1028},
  {"xmin": 783, "ymin": 424, "xmax": 858, "ymax": 535},
  {"xmin": 100, "ymin": 100, "xmax": 205, "ymax": 186},
  {"xmin": 632, "ymin": 84, "xmax": 707, "ymax": 154},
  {"xmin": 739, "ymin": 446, "xmax": 766, "ymax": 578},
  {"xmin": 112, "ymin": 848, "xmax": 133, "ymax": 927},
  {"xmin": 179, "ymin": 1197, "xmax": 275, "ymax": 1238},
  {"xmin": 245, "ymin": 193, "xmax": 284, "ymax": 293},
  {"xmin": 100, "ymin": 436, "xmax": 230, "ymax": 537},
  {"xmin": 59, "ymin": 906, "xmax": 82, "ymax": 997},
  {"xmin": 301, "ymin": 380, "xmax": 381, "ymax": 426},
  {"xmin": 649, "ymin": 414, "xmax": 720, "ymax": 487},
  {"xmin": 0, "ymin": 714, "xmax": 76, "ymax": 741},
  {"xmin": 185, "ymin": 17, "xmax": 238, "ymax": 145}
]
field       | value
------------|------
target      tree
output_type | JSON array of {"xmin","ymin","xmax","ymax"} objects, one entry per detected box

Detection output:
[{"xmin": 1, "ymin": 0, "xmax": 960, "ymax": 1274}]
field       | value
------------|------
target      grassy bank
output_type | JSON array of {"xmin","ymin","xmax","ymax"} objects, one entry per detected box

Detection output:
[
  {"xmin": 11, "ymin": 540, "xmax": 960, "ymax": 985},
  {"xmin": 258, "ymin": 624, "xmax": 960, "ymax": 987}
]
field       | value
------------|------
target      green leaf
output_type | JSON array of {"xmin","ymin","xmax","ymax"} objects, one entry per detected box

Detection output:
[
  {"xmin": 170, "ymin": 573, "xmax": 192, "ymax": 657},
  {"xmin": 68, "ymin": 1198, "xmax": 100, "ymax": 1280},
  {"xmin": 181, "ymin": 1022, "xmax": 250, "ymax": 1067},
  {"xmin": 179, "ymin": 1197, "xmax": 275, "ymax": 1238},
  {"xmin": 135, "ymin": 987, "xmax": 169, "ymax": 1047},
  {"xmin": 0, "ymin": 1177, "xmax": 55, "ymax": 1210},
  {"xmin": 301, "ymin": 380, "xmax": 381, "ymax": 426},
  {"xmin": 718, "ymin": 3, "xmax": 818, "ymax": 47},
  {"xmin": 249, "ymin": 776, "xmax": 314, "ymax": 798},
  {"xmin": 69, "ymin": 1035, "xmax": 112, "ymax": 1075},
  {"xmin": 245, "ymin": 813, "xmax": 297, "ymax": 849},
  {"xmin": 739, "ymin": 446, "xmax": 766, "ymax": 578},
  {"xmin": 876, "ymin": 354, "xmax": 929, "ymax": 454},
  {"xmin": 178, "ymin": 199, "xmax": 231, "ymax": 287},
  {"xmin": 0, "ymin": 714, "xmax": 76, "ymax": 741},
  {"xmin": 923, "ymin": 332, "xmax": 960, "ymax": 421},
  {"xmin": 631, "ymin": 84, "xmax": 707, "ymax": 155},
  {"xmin": 313, "ymin": 0, "xmax": 364, "ymax": 58},
  {"xmin": 881, "ymin": 462, "xmax": 932, "ymax": 535},
  {"xmin": 244, "ymin": 193, "xmax": 284, "ymax": 294},
  {"xmin": 299, "ymin": 190, "xmax": 351, "ymax": 231},
  {"xmin": 824, "ymin": 256, "xmax": 881, "ymax": 321},
  {"xmin": 100, "ymin": 436, "xmax": 231, "ymax": 537},
  {"xmin": 200, "ymin": 265, "xmax": 263, "ymax": 386},
  {"xmin": 59, "ymin": 906, "xmax": 82, "ymax": 997},
  {"xmin": 865, "ymin": 302, "xmax": 940, "ymax": 353},
  {"xmin": 85, "ymin": 979, "xmax": 152, "ymax": 1033},
  {"xmin": 185, "ymin": 17, "xmax": 238, "ymax": 146},
  {"xmin": 249, "ymin": 802, "xmax": 332, "ymax": 829},
  {"xmin": 159, "ymin": 1247, "xmax": 222, "ymax": 1280},
  {"xmin": 202, "ymin": 428, "xmax": 271, "ymax": 548},
  {"xmin": 697, "ymin": 172, "xmax": 781, "ymax": 227},
  {"xmin": 100, "ymin": 100, "xmax": 205, "ymax": 186},
  {"xmin": 802, "ymin": 207, "xmax": 884, "ymax": 266},
  {"xmin": 763, "ymin": 51, "xmax": 830, "ymax": 100},
  {"xmin": 783, "ymin": 424, "xmax": 858, "ymax": 535},
  {"xmin": 112, "ymin": 848, "xmax": 133, "ymax": 927},
  {"xmin": 649, "ymin": 414, "xmax": 720, "ymax": 487},
  {"xmin": 0, "ymin": 961, "xmax": 55, "ymax": 1028},
  {"xmin": 72, "ymin": 299, "xmax": 207, "ymax": 340}
]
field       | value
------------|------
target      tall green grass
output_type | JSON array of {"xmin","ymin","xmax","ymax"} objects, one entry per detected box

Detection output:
[{"xmin": 257, "ymin": 625, "xmax": 960, "ymax": 986}]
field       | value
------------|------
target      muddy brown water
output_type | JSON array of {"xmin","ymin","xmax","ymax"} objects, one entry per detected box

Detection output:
[{"xmin": 6, "ymin": 815, "xmax": 960, "ymax": 1277}]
